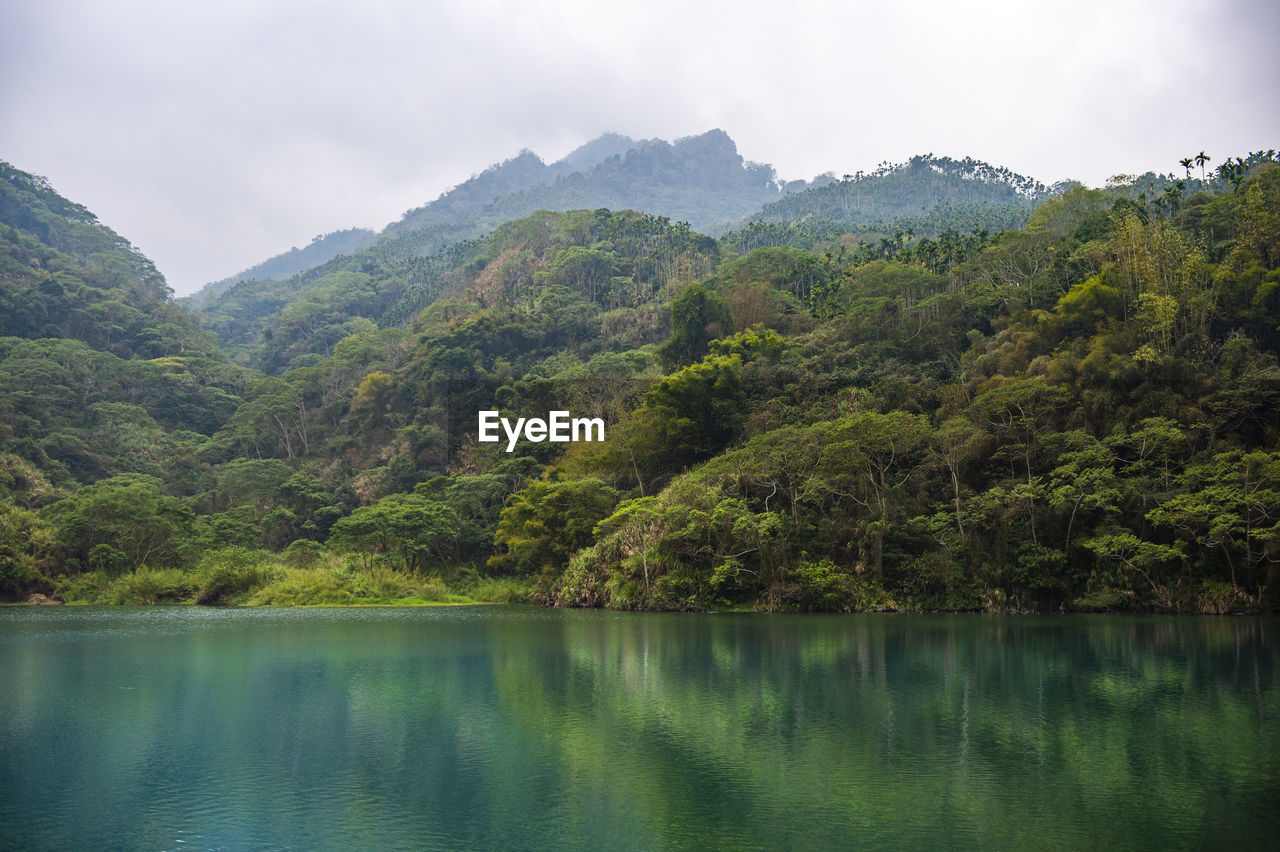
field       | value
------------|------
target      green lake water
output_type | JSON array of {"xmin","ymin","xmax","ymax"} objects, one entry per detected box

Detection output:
[{"xmin": 0, "ymin": 607, "xmax": 1275, "ymax": 850}]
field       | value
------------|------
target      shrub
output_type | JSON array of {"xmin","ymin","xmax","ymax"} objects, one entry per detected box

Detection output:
[{"xmin": 108, "ymin": 567, "xmax": 198, "ymax": 604}]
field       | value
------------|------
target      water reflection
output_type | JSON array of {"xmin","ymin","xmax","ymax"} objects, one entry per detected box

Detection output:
[{"xmin": 0, "ymin": 609, "xmax": 1275, "ymax": 850}]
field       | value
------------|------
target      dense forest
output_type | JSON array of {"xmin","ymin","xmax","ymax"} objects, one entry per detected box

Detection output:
[{"xmin": 2, "ymin": 141, "xmax": 1278, "ymax": 612}]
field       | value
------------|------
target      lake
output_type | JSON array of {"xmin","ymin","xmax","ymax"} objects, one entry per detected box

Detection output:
[{"xmin": 0, "ymin": 607, "xmax": 1275, "ymax": 850}]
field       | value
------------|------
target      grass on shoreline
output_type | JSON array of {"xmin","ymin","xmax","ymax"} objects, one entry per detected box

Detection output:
[{"xmin": 43, "ymin": 547, "xmax": 539, "ymax": 607}]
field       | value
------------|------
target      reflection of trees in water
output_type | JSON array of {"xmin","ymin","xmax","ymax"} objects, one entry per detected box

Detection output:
[
  {"xmin": 489, "ymin": 614, "xmax": 1279, "ymax": 849},
  {"xmin": 1, "ymin": 612, "xmax": 1275, "ymax": 849}
]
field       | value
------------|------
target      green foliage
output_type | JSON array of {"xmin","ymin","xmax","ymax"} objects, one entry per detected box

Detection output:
[
  {"xmin": 463, "ymin": 574, "xmax": 540, "ymax": 603},
  {"xmin": 44, "ymin": 474, "xmax": 195, "ymax": 574},
  {"xmin": 571, "ymin": 352, "xmax": 748, "ymax": 494},
  {"xmin": 0, "ymin": 162, "xmax": 218, "ymax": 360},
  {"xmin": 707, "ymin": 325, "xmax": 787, "ymax": 361},
  {"xmin": 329, "ymin": 493, "xmax": 462, "ymax": 573},
  {"xmin": 489, "ymin": 477, "xmax": 619, "ymax": 574},
  {"xmin": 657, "ymin": 283, "xmax": 734, "ymax": 370},
  {"xmin": 191, "ymin": 228, "xmax": 377, "ymax": 307},
  {"xmin": 0, "ymin": 501, "xmax": 56, "ymax": 599},
  {"xmin": 193, "ymin": 547, "xmax": 281, "ymax": 605},
  {"xmin": 787, "ymin": 558, "xmax": 897, "ymax": 612},
  {"xmin": 723, "ymin": 154, "xmax": 1049, "ymax": 256},
  {"xmin": 6, "ymin": 148, "xmax": 1280, "ymax": 613}
]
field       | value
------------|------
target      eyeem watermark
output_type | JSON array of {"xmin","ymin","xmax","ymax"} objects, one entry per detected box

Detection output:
[{"xmin": 478, "ymin": 410, "xmax": 605, "ymax": 452}]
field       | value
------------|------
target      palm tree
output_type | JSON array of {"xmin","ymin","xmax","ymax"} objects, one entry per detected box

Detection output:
[
  {"xmin": 1230, "ymin": 157, "xmax": 1248, "ymax": 191},
  {"xmin": 1215, "ymin": 158, "xmax": 1247, "ymax": 191},
  {"xmin": 1195, "ymin": 151, "xmax": 1210, "ymax": 181},
  {"xmin": 1180, "ymin": 157, "xmax": 1194, "ymax": 178}
]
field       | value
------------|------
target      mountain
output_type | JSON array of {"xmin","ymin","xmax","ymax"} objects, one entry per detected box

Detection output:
[
  {"xmin": 0, "ymin": 161, "xmax": 217, "ymax": 359},
  {"xmin": 192, "ymin": 141, "xmax": 1068, "ymax": 370},
  {"xmin": 0, "ymin": 161, "xmax": 244, "ymax": 497},
  {"xmin": 203, "ymin": 130, "xmax": 789, "ymax": 302},
  {"xmin": 717, "ymin": 154, "xmax": 1058, "ymax": 251},
  {"xmin": 192, "ymin": 134, "xmax": 641, "ymax": 307},
  {"xmin": 382, "ymin": 148, "xmax": 560, "ymax": 240},
  {"xmin": 189, "ymin": 227, "xmax": 376, "ymax": 308},
  {"xmin": 549, "ymin": 131, "xmax": 637, "ymax": 175},
  {"xmin": 195, "ymin": 130, "xmax": 799, "ymax": 362},
  {"xmin": 383, "ymin": 128, "xmax": 785, "ymax": 240},
  {"xmin": 196, "ymin": 136, "xmax": 1061, "ymax": 320},
  {"xmin": 382, "ymin": 132, "xmax": 639, "ymax": 239},
  {"xmin": 477, "ymin": 129, "xmax": 784, "ymax": 230},
  {"xmin": 753, "ymin": 154, "xmax": 1051, "ymax": 222}
]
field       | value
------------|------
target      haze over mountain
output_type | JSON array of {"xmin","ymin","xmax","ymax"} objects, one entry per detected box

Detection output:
[
  {"xmin": 193, "ymin": 228, "xmax": 377, "ymax": 308},
  {"xmin": 6, "ymin": 0, "xmax": 1273, "ymax": 301},
  {"xmin": 194, "ymin": 130, "xmax": 1060, "ymax": 313},
  {"xmin": 388, "ymin": 129, "xmax": 784, "ymax": 236},
  {"xmin": 747, "ymin": 155, "xmax": 1050, "ymax": 226},
  {"xmin": 192, "ymin": 131, "xmax": 1077, "ymax": 373},
  {"xmin": 192, "ymin": 129, "xmax": 732, "ymax": 304},
  {"xmin": 193, "ymin": 130, "xmax": 795, "ymax": 306}
]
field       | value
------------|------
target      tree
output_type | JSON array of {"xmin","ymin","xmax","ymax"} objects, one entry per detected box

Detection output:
[
  {"xmin": 488, "ymin": 477, "xmax": 619, "ymax": 575},
  {"xmin": 0, "ymin": 502, "xmax": 56, "ymax": 599},
  {"xmin": 539, "ymin": 246, "xmax": 620, "ymax": 303},
  {"xmin": 969, "ymin": 378, "xmax": 1070, "ymax": 484},
  {"xmin": 213, "ymin": 459, "xmax": 295, "ymax": 512},
  {"xmin": 1148, "ymin": 450, "xmax": 1280, "ymax": 594},
  {"xmin": 44, "ymin": 474, "xmax": 195, "ymax": 574},
  {"xmin": 1047, "ymin": 431, "xmax": 1121, "ymax": 554},
  {"xmin": 627, "ymin": 354, "xmax": 746, "ymax": 484},
  {"xmin": 329, "ymin": 493, "xmax": 462, "ymax": 572},
  {"xmin": 657, "ymin": 283, "xmax": 733, "ymax": 371},
  {"xmin": 815, "ymin": 412, "xmax": 932, "ymax": 579},
  {"xmin": 592, "ymin": 496, "xmax": 664, "ymax": 589},
  {"xmin": 933, "ymin": 417, "xmax": 985, "ymax": 536},
  {"xmin": 1082, "ymin": 533, "xmax": 1183, "ymax": 608},
  {"xmin": 217, "ymin": 377, "xmax": 310, "ymax": 460}
]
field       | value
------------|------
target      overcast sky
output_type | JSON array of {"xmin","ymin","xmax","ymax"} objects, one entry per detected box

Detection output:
[{"xmin": 2, "ymin": 0, "xmax": 1277, "ymax": 296}]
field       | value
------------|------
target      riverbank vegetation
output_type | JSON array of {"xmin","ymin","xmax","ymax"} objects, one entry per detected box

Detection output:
[
  {"xmin": 2, "ymin": 143, "xmax": 1278, "ymax": 612},
  {"xmin": 41, "ymin": 547, "xmax": 537, "ymax": 606}
]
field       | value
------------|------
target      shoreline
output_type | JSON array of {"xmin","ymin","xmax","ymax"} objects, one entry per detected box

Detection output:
[{"xmin": 7, "ymin": 598, "xmax": 1273, "ymax": 615}]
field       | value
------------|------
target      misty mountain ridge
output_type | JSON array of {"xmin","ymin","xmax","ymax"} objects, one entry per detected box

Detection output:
[
  {"xmin": 190, "ymin": 126, "xmax": 747, "ymax": 298},
  {"xmin": 198, "ymin": 131, "xmax": 1065, "ymax": 304},
  {"xmin": 189, "ymin": 132, "xmax": 1078, "ymax": 365},
  {"xmin": 383, "ymin": 128, "xmax": 790, "ymax": 239},
  {"xmin": 190, "ymin": 227, "xmax": 377, "ymax": 308},
  {"xmin": 549, "ymin": 131, "xmax": 638, "ymax": 175},
  {"xmin": 194, "ymin": 130, "xmax": 799, "ymax": 303}
]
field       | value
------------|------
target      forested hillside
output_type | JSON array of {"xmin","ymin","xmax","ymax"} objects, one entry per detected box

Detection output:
[
  {"xmin": 2, "ymin": 150, "xmax": 1278, "ymax": 613},
  {"xmin": 195, "ymin": 130, "xmax": 809, "ymax": 364},
  {"xmin": 0, "ymin": 163, "xmax": 218, "ymax": 358},
  {"xmin": 190, "ymin": 228, "xmax": 376, "ymax": 308},
  {"xmin": 719, "ymin": 154, "xmax": 1054, "ymax": 254},
  {"xmin": 198, "ymin": 139, "xmax": 1064, "ymax": 367}
]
